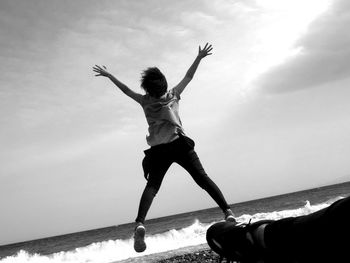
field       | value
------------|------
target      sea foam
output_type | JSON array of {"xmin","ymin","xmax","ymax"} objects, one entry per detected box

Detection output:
[{"xmin": 0, "ymin": 197, "xmax": 343, "ymax": 263}]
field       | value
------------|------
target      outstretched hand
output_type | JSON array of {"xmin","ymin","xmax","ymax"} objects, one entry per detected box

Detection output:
[
  {"xmin": 93, "ymin": 65, "xmax": 111, "ymax": 77},
  {"xmin": 198, "ymin": 43, "xmax": 213, "ymax": 59}
]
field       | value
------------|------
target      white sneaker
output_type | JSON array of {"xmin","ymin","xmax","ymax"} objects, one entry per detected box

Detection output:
[
  {"xmin": 224, "ymin": 209, "xmax": 237, "ymax": 224},
  {"xmin": 133, "ymin": 223, "xmax": 146, "ymax": 253}
]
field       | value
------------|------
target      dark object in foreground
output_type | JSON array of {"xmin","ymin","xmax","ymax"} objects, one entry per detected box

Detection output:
[
  {"xmin": 206, "ymin": 220, "xmax": 270, "ymax": 263},
  {"xmin": 206, "ymin": 195, "xmax": 350, "ymax": 263}
]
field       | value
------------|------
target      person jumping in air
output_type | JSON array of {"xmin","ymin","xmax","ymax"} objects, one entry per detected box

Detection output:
[{"xmin": 93, "ymin": 43, "xmax": 236, "ymax": 253}]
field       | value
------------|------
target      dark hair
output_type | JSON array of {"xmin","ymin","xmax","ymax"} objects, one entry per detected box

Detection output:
[{"xmin": 140, "ymin": 67, "xmax": 168, "ymax": 98}]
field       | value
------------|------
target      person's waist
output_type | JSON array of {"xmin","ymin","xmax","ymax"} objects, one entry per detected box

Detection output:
[
  {"xmin": 149, "ymin": 134, "xmax": 181, "ymax": 149},
  {"xmin": 147, "ymin": 126, "xmax": 184, "ymax": 144}
]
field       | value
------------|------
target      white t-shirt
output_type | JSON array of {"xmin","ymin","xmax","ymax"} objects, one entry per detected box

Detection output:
[{"xmin": 140, "ymin": 88, "xmax": 185, "ymax": 146}]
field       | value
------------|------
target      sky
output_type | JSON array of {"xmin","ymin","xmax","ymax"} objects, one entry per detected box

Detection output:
[{"xmin": 1, "ymin": 0, "xmax": 350, "ymax": 245}]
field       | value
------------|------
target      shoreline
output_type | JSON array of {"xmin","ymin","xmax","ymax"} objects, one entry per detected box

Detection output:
[{"xmin": 115, "ymin": 244, "xmax": 220, "ymax": 263}]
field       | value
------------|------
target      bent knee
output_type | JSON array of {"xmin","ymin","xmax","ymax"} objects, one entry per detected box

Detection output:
[
  {"xmin": 193, "ymin": 174, "xmax": 213, "ymax": 189},
  {"xmin": 145, "ymin": 184, "xmax": 160, "ymax": 196}
]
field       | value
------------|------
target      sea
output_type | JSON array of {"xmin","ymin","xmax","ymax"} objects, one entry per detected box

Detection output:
[{"xmin": 1, "ymin": 181, "xmax": 350, "ymax": 263}]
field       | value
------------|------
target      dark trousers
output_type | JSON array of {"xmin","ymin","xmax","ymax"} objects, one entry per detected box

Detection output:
[
  {"xmin": 264, "ymin": 196, "xmax": 350, "ymax": 263},
  {"xmin": 135, "ymin": 135, "xmax": 230, "ymax": 224}
]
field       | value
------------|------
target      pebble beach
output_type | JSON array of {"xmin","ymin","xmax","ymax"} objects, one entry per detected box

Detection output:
[{"xmin": 156, "ymin": 249, "xmax": 220, "ymax": 263}]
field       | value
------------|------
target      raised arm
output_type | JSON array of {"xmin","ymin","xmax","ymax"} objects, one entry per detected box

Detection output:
[
  {"xmin": 174, "ymin": 43, "xmax": 213, "ymax": 95},
  {"xmin": 93, "ymin": 65, "xmax": 143, "ymax": 104}
]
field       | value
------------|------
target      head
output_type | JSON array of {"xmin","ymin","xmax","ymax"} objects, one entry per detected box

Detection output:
[{"xmin": 140, "ymin": 67, "xmax": 168, "ymax": 98}]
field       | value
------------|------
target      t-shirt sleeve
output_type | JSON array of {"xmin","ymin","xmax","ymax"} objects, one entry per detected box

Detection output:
[{"xmin": 171, "ymin": 88, "xmax": 181, "ymax": 100}]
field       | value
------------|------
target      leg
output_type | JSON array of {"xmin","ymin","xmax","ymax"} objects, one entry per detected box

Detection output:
[
  {"xmin": 176, "ymin": 149, "xmax": 231, "ymax": 213},
  {"xmin": 135, "ymin": 159, "xmax": 172, "ymax": 224},
  {"xmin": 134, "ymin": 156, "xmax": 172, "ymax": 253},
  {"xmin": 135, "ymin": 185, "xmax": 158, "ymax": 224},
  {"xmin": 264, "ymin": 196, "xmax": 350, "ymax": 262}
]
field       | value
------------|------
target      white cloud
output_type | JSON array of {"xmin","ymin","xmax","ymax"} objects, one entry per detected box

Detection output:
[{"xmin": 256, "ymin": 0, "xmax": 350, "ymax": 93}]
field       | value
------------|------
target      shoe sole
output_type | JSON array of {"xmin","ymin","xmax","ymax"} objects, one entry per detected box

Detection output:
[{"xmin": 134, "ymin": 226, "xmax": 146, "ymax": 253}]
